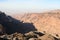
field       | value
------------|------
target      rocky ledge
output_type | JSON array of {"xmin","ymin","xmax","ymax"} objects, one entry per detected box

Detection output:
[{"xmin": 0, "ymin": 31, "xmax": 60, "ymax": 40}]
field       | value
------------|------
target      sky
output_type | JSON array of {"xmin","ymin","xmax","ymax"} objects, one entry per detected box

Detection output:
[{"xmin": 0, "ymin": 0, "xmax": 60, "ymax": 15}]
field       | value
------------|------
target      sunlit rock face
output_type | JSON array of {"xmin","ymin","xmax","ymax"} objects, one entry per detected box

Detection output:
[{"xmin": 0, "ymin": 31, "xmax": 59, "ymax": 40}]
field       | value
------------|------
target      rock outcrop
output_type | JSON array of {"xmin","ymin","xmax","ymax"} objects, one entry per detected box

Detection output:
[
  {"xmin": 0, "ymin": 31, "xmax": 60, "ymax": 40},
  {"xmin": 0, "ymin": 11, "xmax": 37, "ymax": 34}
]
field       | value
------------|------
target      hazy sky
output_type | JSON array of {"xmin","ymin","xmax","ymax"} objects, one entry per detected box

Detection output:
[{"xmin": 0, "ymin": 0, "xmax": 60, "ymax": 14}]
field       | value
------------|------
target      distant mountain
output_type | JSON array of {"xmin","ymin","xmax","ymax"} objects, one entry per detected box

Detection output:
[{"xmin": 12, "ymin": 10, "xmax": 60, "ymax": 37}]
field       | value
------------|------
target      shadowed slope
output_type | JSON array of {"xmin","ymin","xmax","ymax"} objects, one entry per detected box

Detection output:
[{"xmin": 0, "ymin": 11, "xmax": 37, "ymax": 34}]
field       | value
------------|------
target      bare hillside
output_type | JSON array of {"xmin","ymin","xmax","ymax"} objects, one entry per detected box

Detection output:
[{"xmin": 13, "ymin": 10, "xmax": 60, "ymax": 37}]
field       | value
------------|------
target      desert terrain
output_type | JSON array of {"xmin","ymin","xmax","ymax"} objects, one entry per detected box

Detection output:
[
  {"xmin": 0, "ymin": 10, "xmax": 60, "ymax": 40},
  {"xmin": 12, "ymin": 10, "xmax": 60, "ymax": 38}
]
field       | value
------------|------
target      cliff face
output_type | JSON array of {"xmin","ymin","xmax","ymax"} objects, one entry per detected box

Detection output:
[{"xmin": 13, "ymin": 10, "xmax": 60, "ymax": 37}]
